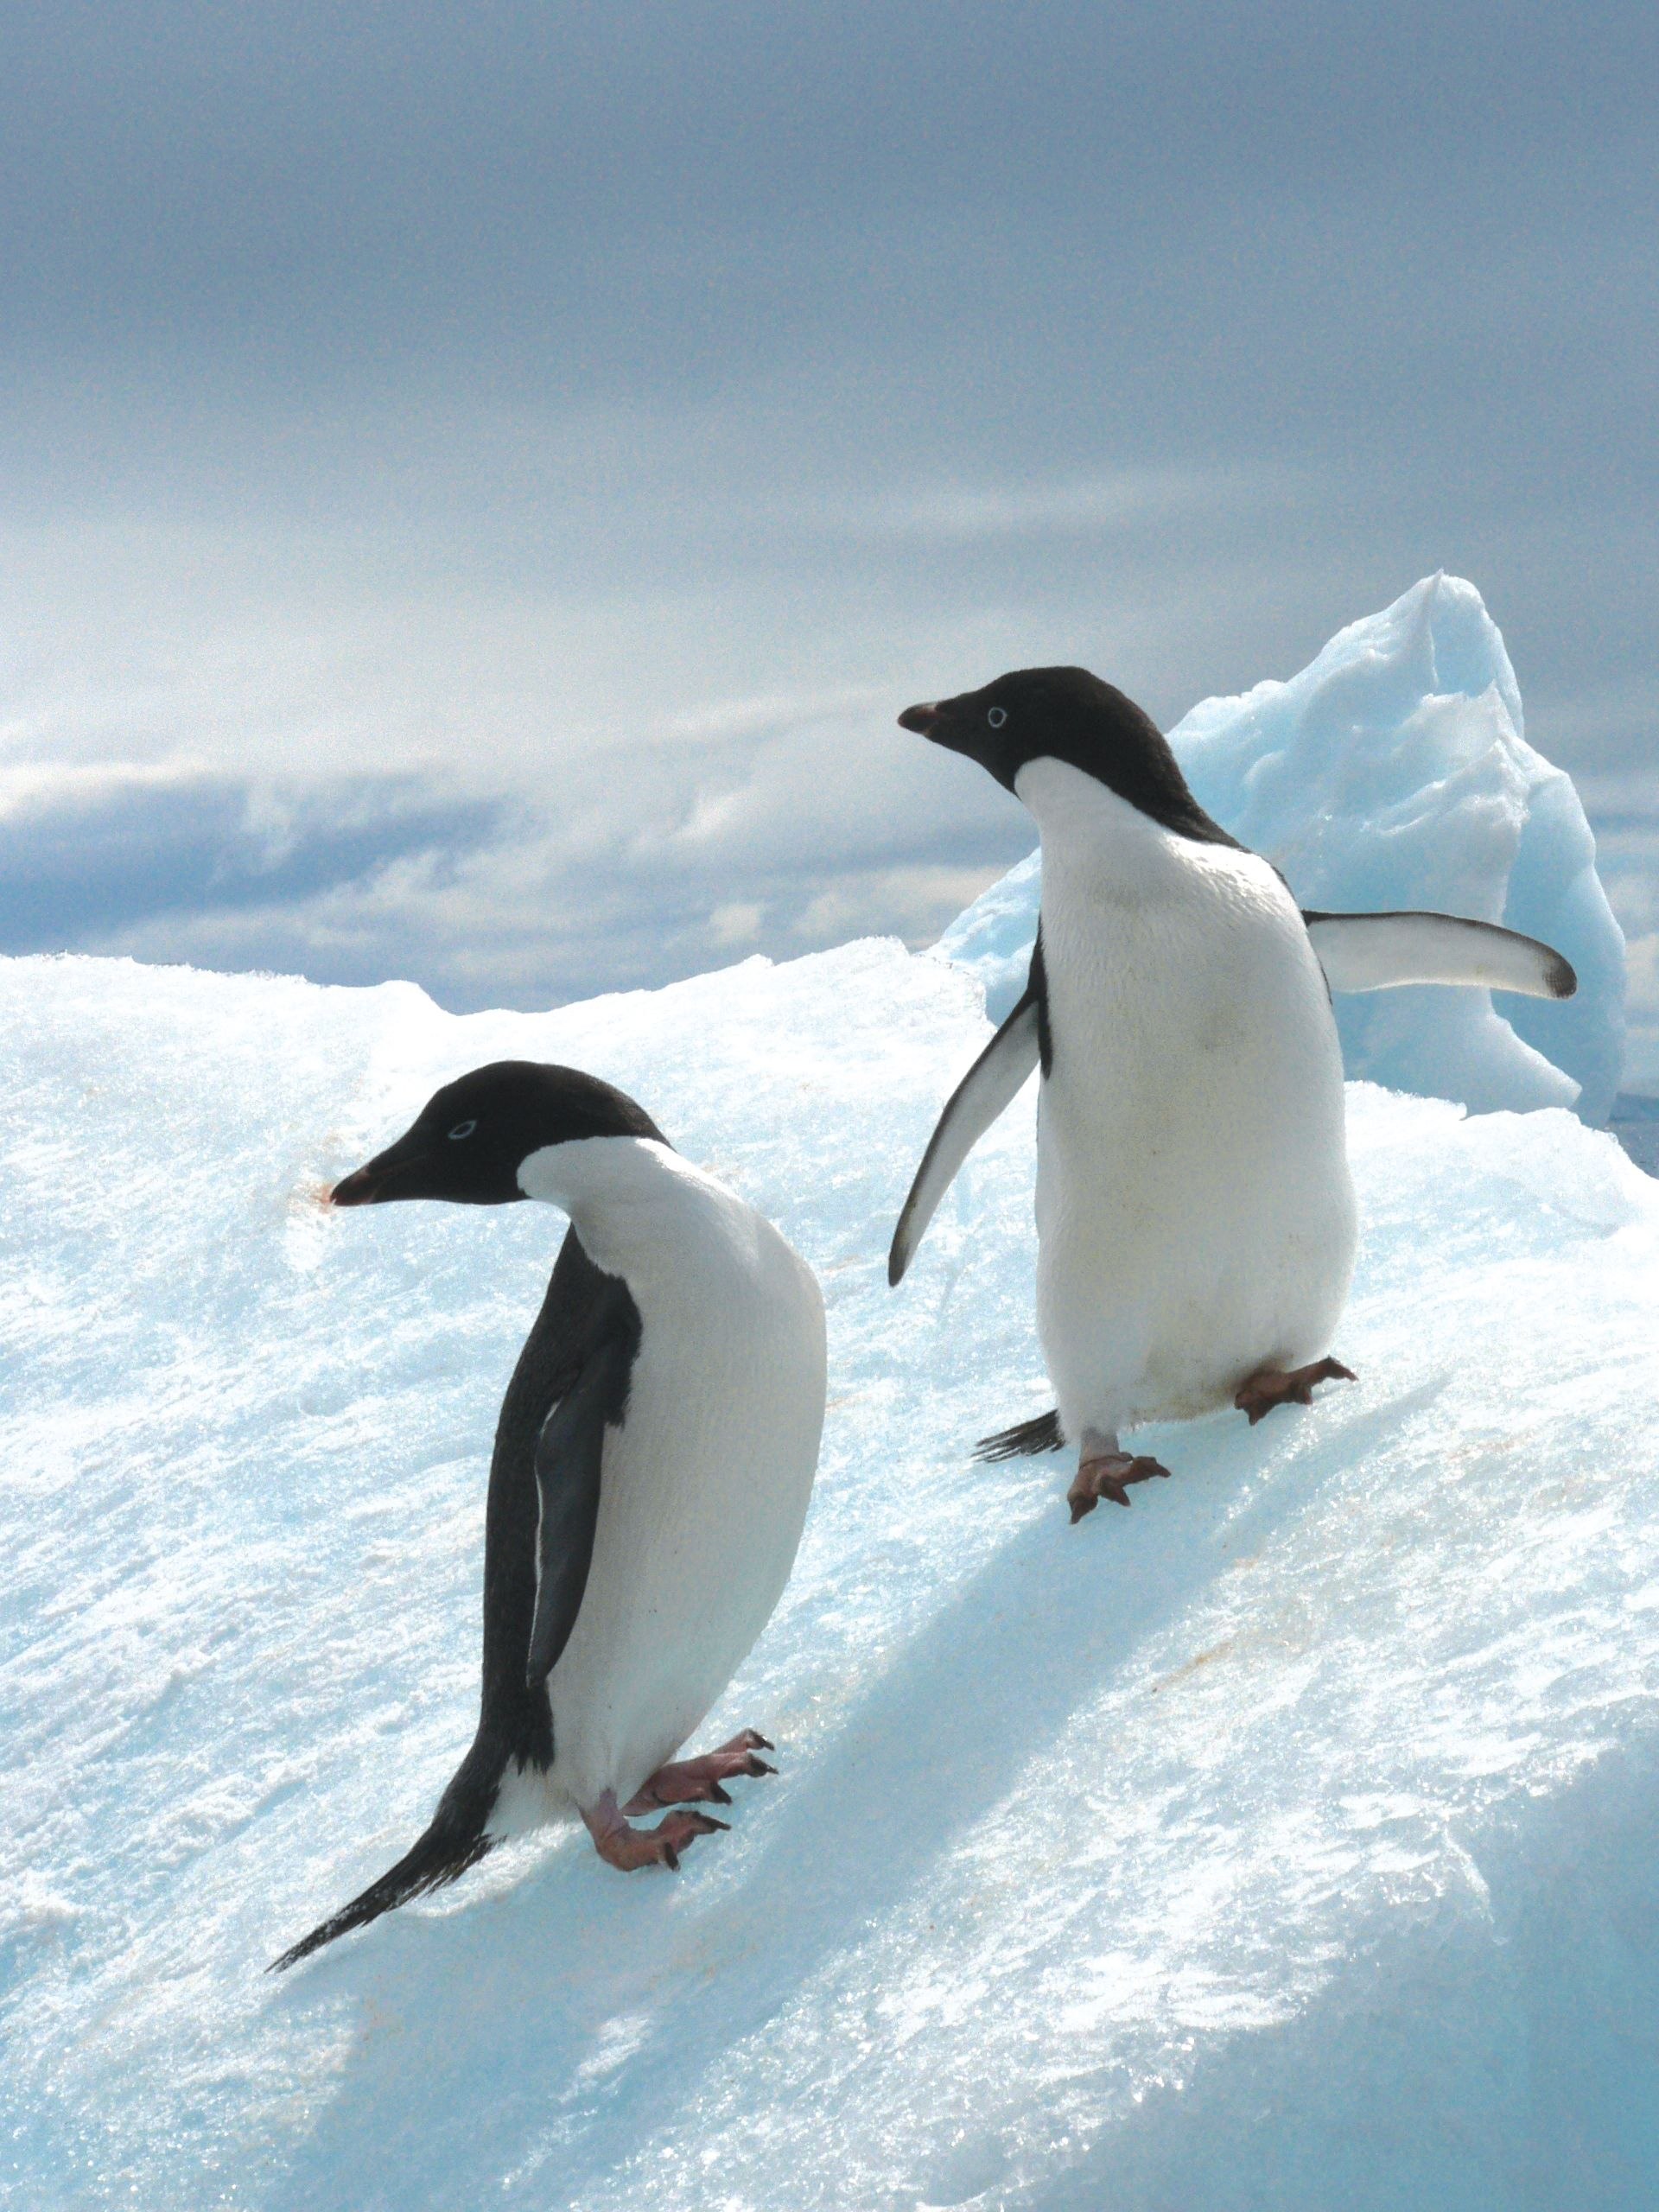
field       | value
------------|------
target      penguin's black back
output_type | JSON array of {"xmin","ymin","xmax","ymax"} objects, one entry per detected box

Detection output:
[{"xmin": 270, "ymin": 1224, "xmax": 630, "ymax": 1969}]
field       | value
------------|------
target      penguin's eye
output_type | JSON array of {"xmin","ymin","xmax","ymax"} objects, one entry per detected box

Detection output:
[
  {"xmin": 987, "ymin": 706, "xmax": 1007, "ymax": 728},
  {"xmin": 448, "ymin": 1120, "xmax": 477, "ymax": 1141}
]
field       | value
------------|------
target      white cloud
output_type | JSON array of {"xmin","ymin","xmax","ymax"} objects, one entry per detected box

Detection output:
[
  {"xmin": 821, "ymin": 464, "xmax": 1291, "ymax": 542},
  {"xmin": 704, "ymin": 901, "xmax": 762, "ymax": 946}
]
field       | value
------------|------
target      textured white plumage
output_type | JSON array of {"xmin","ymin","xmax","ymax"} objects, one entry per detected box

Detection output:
[
  {"xmin": 511, "ymin": 1138, "xmax": 825, "ymax": 1816},
  {"xmin": 1018, "ymin": 760, "xmax": 1357, "ymax": 1442}
]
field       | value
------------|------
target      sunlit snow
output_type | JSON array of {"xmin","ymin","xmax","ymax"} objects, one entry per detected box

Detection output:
[
  {"xmin": 4, "ymin": 922, "xmax": 1658, "ymax": 2209},
  {"xmin": 938, "ymin": 575, "xmax": 1627, "ymax": 1121}
]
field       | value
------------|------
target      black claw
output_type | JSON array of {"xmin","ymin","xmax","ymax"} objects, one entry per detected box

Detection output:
[
  {"xmin": 753, "ymin": 1760, "xmax": 778, "ymax": 1778},
  {"xmin": 752, "ymin": 1732, "xmax": 776, "ymax": 1753},
  {"xmin": 708, "ymin": 1783, "xmax": 733, "ymax": 1806},
  {"xmin": 664, "ymin": 1844, "xmax": 681, "ymax": 1872},
  {"xmin": 702, "ymin": 1815, "xmax": 730, "ymax": 1834}
]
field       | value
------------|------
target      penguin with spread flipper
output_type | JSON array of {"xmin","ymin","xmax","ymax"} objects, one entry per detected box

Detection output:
[
  {"xmin": 274, "ymin": 1060, "xmax": 825, "ymax": 1969},
  {"xmin": 888, "ymin": 666, "xmax": 1576, "ymax": 1522}
]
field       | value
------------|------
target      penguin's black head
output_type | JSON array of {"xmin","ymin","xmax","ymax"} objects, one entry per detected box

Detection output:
[
  {"xmin": 330, "ymin": 1061, "xmax": 666, "ymax": 1208},
  {"xmin": 898, "ymin": 664, "xmax": 1240, "ymax": 848}
]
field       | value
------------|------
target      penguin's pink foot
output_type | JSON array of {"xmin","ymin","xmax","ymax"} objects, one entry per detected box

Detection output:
[
  {"xmin": 1234, "ymin": 1356, "xmax": 1356, "ymax": 1427},
  {"xmin": 624, "ymin": 1729, "xmax": 778, "ymax": 1813},
  {"xmin": 582, "ymin": 1789, "xmax": 727, "ymax": 1872},
  {"xmin": 1068, "ymin": 1452, "xmax": 1172, "ymax": 1522}
]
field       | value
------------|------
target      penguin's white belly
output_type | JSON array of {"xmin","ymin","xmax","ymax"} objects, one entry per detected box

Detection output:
[
  {"xmin": 546, "ymin": 1213, "xmax": 825, "ymax": 1812},
  {"xmin": 1034, "ymin": 865, "xmax": 1357, "ymax": 1439}
]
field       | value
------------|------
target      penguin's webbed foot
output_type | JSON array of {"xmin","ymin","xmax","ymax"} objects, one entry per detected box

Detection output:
[
  {"xmin": 1234, "ymin": 1356, "xmax": 1357, "ymax": 1427},
  {"xmin": 1068, "ymin": 1451, "xmax": 1172, "ymax": 1522},
  {"xmin": 624, "ymin": 1729, "xmax": 777, "ymax": 1814},
  {"xmin": 582, "ymin": 1789, "xmax": 727, "ymax": 1873}
]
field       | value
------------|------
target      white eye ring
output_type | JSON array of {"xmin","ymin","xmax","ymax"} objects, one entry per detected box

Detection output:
[
  {"xmin": 448, "ymin": 1120, "xmax": 477, "ymax": 1141},
  {"xmin": 987, "ymin": 706, "xmax": 1007, "ymax": 728}
]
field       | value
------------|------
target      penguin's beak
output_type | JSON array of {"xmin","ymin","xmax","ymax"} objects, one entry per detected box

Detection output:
[
  {"xmin": 897, "ymin": 701, "xmax": 939, "ymax": 736},
  {"xmin": 329, "ymin": 1161, "xmax": 391, "ymax": 1206},
  {"xmin": 328, "ymin": 1130, "xmax": 432, "ymax": 1205}
]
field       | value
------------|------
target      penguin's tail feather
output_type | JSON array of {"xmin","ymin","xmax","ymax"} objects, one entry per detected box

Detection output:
[
  {"xmin": 975, "ymin": 1408, "xmax": 1065, "ymax": 1461},
  {"xmin": 270, "ymin": 1738, "xmax": 511, "ymax": 1972},
  {"xmin": 269, "ymin": 1824, "xmax": 494, "ymax": 1973}
]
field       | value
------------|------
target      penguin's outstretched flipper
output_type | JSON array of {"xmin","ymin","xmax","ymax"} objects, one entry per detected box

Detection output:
[
  {"xmin": 269, "ymin": 1731, "xmax": 507, "ymax": 1971},
  {"xmin": 890, "ymin": 965, "xmax": 1045, "ymax": 1287},
  {"xmin": 1303, "ymin": 911, "xmax": 1577, "ymax": 1000}
]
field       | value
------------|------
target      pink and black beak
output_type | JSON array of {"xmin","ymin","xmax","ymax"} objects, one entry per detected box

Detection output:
[
  {"xmin": 328, "ymin": 1126, "xmax": 437, "ymax": 1206},
  {"xmin": 328, "ymin": 1162, "xmax": 389, "ymax": 1206},
  {"xmin": 325, "ymin": 1086, "xmax": 526, "ymax": 1210}
]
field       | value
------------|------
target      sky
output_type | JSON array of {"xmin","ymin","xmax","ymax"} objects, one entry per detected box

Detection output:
[{"xmin": 2, "ymin": 1, "xmax": 1655, "ymax": 1074}]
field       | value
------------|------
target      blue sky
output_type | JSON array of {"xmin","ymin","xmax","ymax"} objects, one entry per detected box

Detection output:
[{"xmin": 2, "ymin": 2, "xmax": 1654, "ymax": 1047}]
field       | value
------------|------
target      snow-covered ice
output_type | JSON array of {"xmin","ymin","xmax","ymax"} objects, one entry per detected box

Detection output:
[
  {"xmin": 938, "ymin": 575, "xmax": 1627, "ymax": 1122},
  {"xmin": 4, "ymin": 930, "xmax": 1659, "ymax": 2210}
]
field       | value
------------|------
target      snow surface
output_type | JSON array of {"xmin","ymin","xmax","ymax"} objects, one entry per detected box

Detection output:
[
  {"xmin": 938, "ymin": 575, "xmax": 1627, "ymax": 1122},
  {"xmin": 5, "ymin": 938, "xmax": 1659, "ymax": 2210}
]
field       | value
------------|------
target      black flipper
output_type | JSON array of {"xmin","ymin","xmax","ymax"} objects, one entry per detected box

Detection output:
[
  {"xmin": 1302, "ymin": 910, "xmax": 1577, "ymax": 1000},
  {"xmin": 271, "ymin": 1226, "xmax": 640, "ymax": 1972},
  {"xmin": 525, "ymin": 1281, "xmax": 640, "ymax": 1687},
  {"xmin": 975, "ymin": 1409, "xmax": 1065, "ymax": 1461},
  {"xmin": 889, "ymin": 938, "xmax": 1049, "ymax": 1287}
]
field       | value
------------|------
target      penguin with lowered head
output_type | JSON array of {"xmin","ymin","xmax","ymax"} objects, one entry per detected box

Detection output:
[
  {"xmin": 889, "ymin": 666, "xmax": 1577, "ymax": 1522},
  {"xmin": 274, "ymin": 1060, "xmax": 826, "ymax": 1969}
]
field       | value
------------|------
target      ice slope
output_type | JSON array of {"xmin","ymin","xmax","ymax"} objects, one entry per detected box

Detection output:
[
  {"xmin": 938, "ymin": 575, "xmax": 1627, "ymax": 1122},
  {"xmin": 4, "ymin": 941, "xmax": 1659, "ymax": 2212}
]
